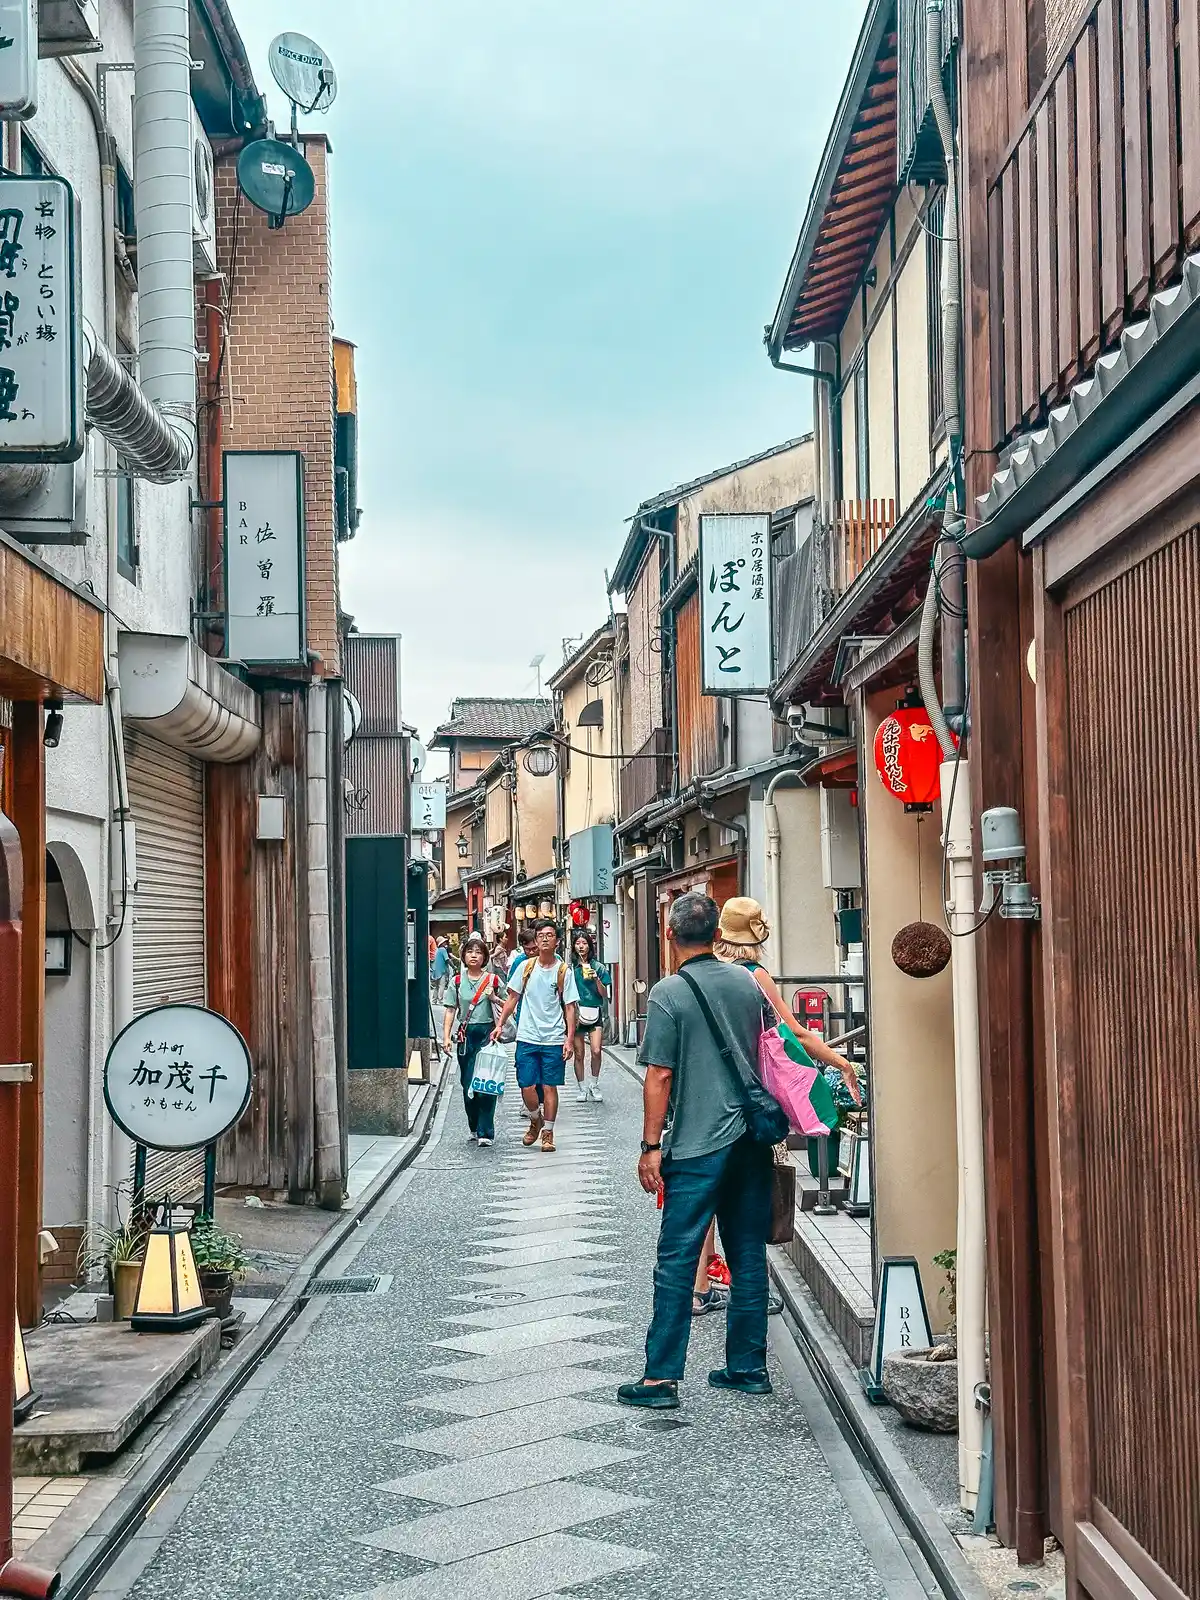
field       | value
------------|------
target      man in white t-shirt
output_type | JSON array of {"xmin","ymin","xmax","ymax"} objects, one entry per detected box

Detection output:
[{"xmin": 492, "ymin": 920, "xmax": 578, "ymax": 1153}]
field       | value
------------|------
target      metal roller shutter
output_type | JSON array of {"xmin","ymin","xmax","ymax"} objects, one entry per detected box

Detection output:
[{"xmin": 124, "ymin": 729, "xmax": 207, "ymax": 1204}]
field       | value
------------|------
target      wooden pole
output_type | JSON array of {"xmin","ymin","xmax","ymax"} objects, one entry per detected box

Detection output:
[{"xmin": 11, "ymin": 703, "xmax": 44, "ymax": 1331}]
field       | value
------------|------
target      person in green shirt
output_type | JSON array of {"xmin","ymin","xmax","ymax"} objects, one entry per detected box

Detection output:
[{"xmin": 570, "ymin": 930, "xmax": 610, "ymax": 1103}]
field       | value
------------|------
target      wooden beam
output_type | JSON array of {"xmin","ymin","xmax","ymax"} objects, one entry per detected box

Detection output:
[{"xmin": 11, "ymin": 701, "xmax": 44, "ymax": 1329}]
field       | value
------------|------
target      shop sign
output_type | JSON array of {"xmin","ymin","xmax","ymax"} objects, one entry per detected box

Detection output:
[
  {"xmin": 0, "ymin": 0, "xmax": 38, "ymax": 119},
  {"xmin": 224, "ymin": 450, "xmax": 305, "ymax": 664},
  {"xmin": 599, "ymin": 901, "xmax": 619, "ymax": 964},
  {"xmin": 103, "ymin": 1004, "xmax": 252, "ymax": 1152},
  {"xmin": 568, "ymin": 823, "xmax": 614, "ymax": 899},
  {"xmin": 0, "ymin": 175, "xmax": 84, "ymax": 463},
  {"xmin": 699, "ymin": 512, "xmax": 773, "ymax": 693},
  {"xmin": 413, "ymin": 781, "xmax": 447, "ymax": 831}
]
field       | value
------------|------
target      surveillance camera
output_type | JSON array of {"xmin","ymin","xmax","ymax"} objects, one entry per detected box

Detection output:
[{"xmin": 785, "ymin": 707, "xmax": 808, "ymax": 729}]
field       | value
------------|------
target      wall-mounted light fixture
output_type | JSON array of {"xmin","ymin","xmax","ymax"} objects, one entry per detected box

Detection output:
[{"xmin": 43, "ymin": 700, "xmax": 64, "ymax": 749}]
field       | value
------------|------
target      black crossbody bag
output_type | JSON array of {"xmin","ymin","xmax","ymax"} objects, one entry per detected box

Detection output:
[{"xmin": 678, "ymin": 968, "xmax": 790, "ymax": 1146}]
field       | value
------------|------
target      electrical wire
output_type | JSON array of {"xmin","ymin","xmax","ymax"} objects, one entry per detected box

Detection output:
[
  {"xmin": 937, "ymin": 674, "xmax": 1000, "ymax": 938},
  {"xmin": 85, "ymin": 691, "xmax": 131, "ymax": 953}
]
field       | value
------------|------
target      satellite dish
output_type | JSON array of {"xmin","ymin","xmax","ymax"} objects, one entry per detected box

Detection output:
[
  {"xmin": 268, "ymin": 32, "xmax": 338, "ymax": 115},
  {"xmin": 237, "ymin": 138, "xmax": 316, "ymax": 229},
  {"xmin": 410, "ymin": 739, "xmax": 427, "ymax": 777}
]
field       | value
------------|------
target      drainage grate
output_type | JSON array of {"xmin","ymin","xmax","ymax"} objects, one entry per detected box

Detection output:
[{"xmin": 308, "ymin": 1274, "xmax": 393, "ymax": 1297}]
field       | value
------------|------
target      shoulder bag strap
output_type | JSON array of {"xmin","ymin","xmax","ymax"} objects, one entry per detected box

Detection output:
[{"xmin": 678, "ymin": 968, "xmax": 752, "ymax": 1097}]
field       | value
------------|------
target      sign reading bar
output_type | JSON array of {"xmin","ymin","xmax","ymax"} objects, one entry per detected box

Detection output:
[
  {"xmin": 104, "ymin": 1003, "xmax": 253, "ymax": 1152},
  {"xmin": 0, "ymin": 0, "xmax": 37, "ymax": 119},
  {"xmin": 413, "ymin": 781, "xmax": 447, "ymax": 831},
  {"xmin": 699, "ymin": 512, "xmax": 773, "ymax": 694},
  {"xmin": 224, "ymin": 450, "xmax": 305, "ymax": 664},
  {"xmin": 0, "ymin": 176, "xmax": 83, "ymax": 463}
]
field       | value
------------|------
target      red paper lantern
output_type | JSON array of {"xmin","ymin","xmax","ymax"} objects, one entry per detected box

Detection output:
[
  {"xmin": 569, "ymin": 901, "xmax": 589, "ymax": 927},
  {"xmin": 873, "ymin": 708, "xmax": 950, "ymax": 805}
]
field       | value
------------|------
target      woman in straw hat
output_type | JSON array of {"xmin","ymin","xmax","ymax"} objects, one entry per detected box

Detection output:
[{"xmin": 715, "ymin": 897, "xmax": 862, "ymax": 1106}]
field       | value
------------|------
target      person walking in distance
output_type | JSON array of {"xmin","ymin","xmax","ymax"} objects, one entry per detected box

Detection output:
[
  {"xmin": 618, "ymin": 893, "xmax": 776, "ymax": 1410},
  {"xmin": 570, "ymin": 929, "xmax": 610, "ymax": 1103},
  {"xmin": 492, "ymin": 919, "xmax": 578, "ymax": 1154},
  {"xmin": 431, "ymin": 936, "xmax": 451, "ymax": 1007},
  {"xmin": 443, "ymin": 934, "xmax": 503, "ymax": 1147}
]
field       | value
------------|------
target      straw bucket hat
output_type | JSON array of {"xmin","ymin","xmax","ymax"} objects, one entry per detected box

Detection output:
[{"xmin": 717, "ymin": 896, "xmax": 771, "ymax": 948}]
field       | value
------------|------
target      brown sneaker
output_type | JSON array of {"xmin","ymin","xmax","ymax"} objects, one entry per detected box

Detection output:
[
  {"xmin": 541, "ymin": 1127, "xmax": 556, "ymax": 1154},
  {"xmin": 522, "ymin": 1115, "xmax": 544, "ymax": 1147}
]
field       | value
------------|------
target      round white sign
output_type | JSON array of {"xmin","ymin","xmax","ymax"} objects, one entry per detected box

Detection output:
[
  {"xmin": 104, "ymin": 1005, "xmax": 253, "ymax": 1152},
  {"xmin": 268, "ymin": 32, "xmax": 338, "ymax": 114}
]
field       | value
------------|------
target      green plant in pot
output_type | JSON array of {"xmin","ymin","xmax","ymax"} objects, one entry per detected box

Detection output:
[
  {"xmin": 189, "ymin": 1218, "xmax": 248, "ymax": 1321},
  {"xmin": 806, "ymin": 1066, "xmax": 867, "ymax": 1179},
  {"xmin": 78, "ymin": 1214, "xmax": 152, "ymax": 1321},
  {"xmin": 931, "ymin": 1246, "xmax": 958, "ymax": 1360}
]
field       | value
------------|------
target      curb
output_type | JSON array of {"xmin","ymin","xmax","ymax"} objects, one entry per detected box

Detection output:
[
  {"xmin": 769, "ymin": 1250, "xmax": 991, "ymax": 1600},
  {"xmin": 603, "ymin": 1045, "xmax": 644, "ymax": 1085},
  {"xmin": 55, "ymin": 1061, "xmax": 450, "ymax": 1600}
]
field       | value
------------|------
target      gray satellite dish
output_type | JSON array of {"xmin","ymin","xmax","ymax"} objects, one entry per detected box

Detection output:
[
  {"xmin": 237, "ymin": 138, "xmax": 316, "ymax": 229},
  {"xmin": 269, "ymin": 32, "xmax": 338, "ymax": 115}
]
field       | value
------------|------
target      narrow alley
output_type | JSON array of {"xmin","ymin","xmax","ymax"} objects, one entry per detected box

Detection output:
[{"xmin": 89, "ymin": 1059, "xmax": 941, "ymax": 1600}]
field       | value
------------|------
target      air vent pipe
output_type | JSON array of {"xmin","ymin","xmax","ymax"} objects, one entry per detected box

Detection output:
[{"xmin": 83, "ymin": 326, "xmax": 193, "ymax": 482}]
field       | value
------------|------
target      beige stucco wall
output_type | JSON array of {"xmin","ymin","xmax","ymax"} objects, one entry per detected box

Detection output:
[
  {"xmin": 866, "ymin": 302, "xmax": 897, "ymax": 509},
  {"xmin": 840, "ymin": 291, "xmax": 865, "ymax": 373},
  {"xmin": 441, "ymin": 796, "xmax": 476, "ymax": 894},
  {"xmin": 770, "ymin": 786, "xmax": 839, "ymax": 981},
  {"xmin": 860, "ymin": 688, "xmax": 958, "ymax": 1330},
  {"xmin": 561, "ymin": 660, "xmax": 619, "ymax": 838},
  {"xmin": 515, "ymin": 769, "xmax": 557, "ymax": 878},
  {"xmin": 675, "ymin": 438, "xmax": 816, "ymax": 567},
  {"xmin": 895, "ymin": 237, "xmax": 932, "ymax": 511}
]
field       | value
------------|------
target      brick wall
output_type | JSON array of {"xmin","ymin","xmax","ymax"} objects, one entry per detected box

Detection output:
[{"xmin": 211, "ymin": 135, "xmax": 340, "ymax": 676}]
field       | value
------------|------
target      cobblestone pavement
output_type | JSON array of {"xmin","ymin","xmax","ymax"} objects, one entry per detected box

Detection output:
[{"xmin": 118, "ymin": 1058, "xmax": 935, "ymax": 1600}]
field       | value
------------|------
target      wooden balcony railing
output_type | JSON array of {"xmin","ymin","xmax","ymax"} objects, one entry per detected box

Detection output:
[
  {"xmin": 619, "ymin": 728, "xmax": 672, "ymax": 821},
  {"xmin": 836, "ymin": 498, "xmax": 897, "ymax": 590},
  {"xmin": 989, "ymin": 0, "xmax": 1200, "ymax": 448}
]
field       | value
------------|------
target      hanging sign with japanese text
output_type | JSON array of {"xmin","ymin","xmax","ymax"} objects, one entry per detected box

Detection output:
[
  {"xmin": 103, "ymin": 1004, "xmax": 253, "ymax": 1152},
  {"xmin": 0, "ymin": 0, "xmax": 38, "ymax": 119},
  {"xmin": 223, "ymin": 450, "xmax": 305, "ymax": 664},
  {"xmin": 699, "ymin": 513, "xmax": 773, "ymax": 694},
  {"xmin": 0, "ymin": 176, "xmax": 83, "ymax": 463},
  {"xmin": 413, "ymin": 781, "xmax": 447, "ymax": 831}
]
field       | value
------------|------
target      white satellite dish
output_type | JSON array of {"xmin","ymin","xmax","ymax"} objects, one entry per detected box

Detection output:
[
  {"xmin": 410, "ymin": 739, "xmax": 427, "ymax": 777},
  {"xmin": 268, "ymin": 32, "xmax": 338, "ymax": 116}
]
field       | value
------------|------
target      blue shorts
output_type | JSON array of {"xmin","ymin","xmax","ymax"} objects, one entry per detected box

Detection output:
[{"xmin": 515, "ymin": 1041, "xmax": 567, "ymax": 1089}]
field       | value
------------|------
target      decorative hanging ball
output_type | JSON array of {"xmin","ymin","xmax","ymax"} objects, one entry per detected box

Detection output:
[
  {"xmin": 892, "ymin": 921, "xmax": 952, "ymax": 978},
  {"xmin": 873, "ymin": 709, "xmax": 950, "ymax": 806}
]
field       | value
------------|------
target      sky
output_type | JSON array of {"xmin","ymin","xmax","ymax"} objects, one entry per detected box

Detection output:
[{"xmin": 233, "ymin": 2, "xmax": 867, "ymax": 766}]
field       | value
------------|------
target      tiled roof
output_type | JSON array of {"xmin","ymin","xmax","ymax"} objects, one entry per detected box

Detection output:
[{"xmin": 430, "ymin": 697, "xmax": 552, "ymax": 748}]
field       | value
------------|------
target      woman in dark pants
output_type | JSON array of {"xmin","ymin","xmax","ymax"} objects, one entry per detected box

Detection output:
[{"xmin": 442, "ymin": 934, "xmax": 503, "ymax": 1146}]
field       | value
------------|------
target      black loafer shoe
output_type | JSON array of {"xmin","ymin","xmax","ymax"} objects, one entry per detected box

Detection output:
[
  {"xmin": 708, "ymin": 1367, "xmax": 772, "ymax": 1395},
  {"xmin": 617, "ymin": 1378, "xmax": 680, "ymax": 1409}
]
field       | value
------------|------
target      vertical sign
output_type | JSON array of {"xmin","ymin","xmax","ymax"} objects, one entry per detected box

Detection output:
[
  {"xmin": 699, "ymin": 512, "xmax": 773, "ymax": 693},
  {"xmin": 599, "ymin": 901, "xmax": 620, "ymax": 964},
  {"xmin": 0, "ymin": 176, "xmax": 83, "ymax": 462},
  {"xmin": 224, "ymin": 451, "xmax": 305, "ymax": 664},
  {"xmin": 413, "ymin": 782, "xmax": 447, "ymax": 831},
  {"xmin": 0, "ymin": 0, "xmax": 37, "ymax": 119}
]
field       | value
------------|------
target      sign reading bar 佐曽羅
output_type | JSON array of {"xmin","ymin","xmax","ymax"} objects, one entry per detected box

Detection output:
[
  {"xmin": 103, "ymin": 1004, "xmax": 253, "ymax": 1152},
  {"xmin": 224, "ymin": 451, "xmax": 305, "ymax": 665},
  {"xmin": 0, "ymin": 175, "xmax": 83, "ymax": 464},
  {"xmin": 699, "ymin": 513, "xmax": 773, "ymax": 694}
]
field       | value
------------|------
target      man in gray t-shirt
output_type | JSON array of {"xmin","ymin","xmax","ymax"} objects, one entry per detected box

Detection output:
[{"xmin": 617, "ymin": 893, "xmax": 774, "ymax": 1413}]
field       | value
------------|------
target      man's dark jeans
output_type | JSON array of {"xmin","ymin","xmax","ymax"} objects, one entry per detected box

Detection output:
[
  {"xmin": 458, "ymin": 1024, "xmax": 497, "ymax": 1141},
  {"xmin": 644, "ymin": 1133, "xmax": 773, "ymax": 1382}
]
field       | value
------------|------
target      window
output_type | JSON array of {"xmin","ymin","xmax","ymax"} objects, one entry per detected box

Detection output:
[
  {"xmin": 19, "ymin": 132, "xmax": 51, "ymax": 177},
  {"xmin": 115, "ymin": 461, "xmax": 137, "ymax": 582},
  {"xmin": 927, "ymin": 190, "xmax": 947, "ymax": 439},
  {"xmin": 116, "ymin": 162, "xmax": 136, "ymax": 251},
  {"xmin": 458, "ymin": 749, "xmax": 490, "ymax": 772}
]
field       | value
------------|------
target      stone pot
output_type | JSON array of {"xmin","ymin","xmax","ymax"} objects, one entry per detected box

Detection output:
[
  {"xmin": 199, "ymin": 1268, "xmax": 234, "ymax": 1322},
  {"xmin": 881, "ymin": 1346, "xmax": 958, "ymax": 1432},
  {"xmin": 113, "ymin": 1257, "xmax": 142, "ymax": 1322}
]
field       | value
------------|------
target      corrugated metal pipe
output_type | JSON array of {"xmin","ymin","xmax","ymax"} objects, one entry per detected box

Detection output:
[{"xmin": 84, "ymin": 324, "xmax": 193, "ymax": 482}]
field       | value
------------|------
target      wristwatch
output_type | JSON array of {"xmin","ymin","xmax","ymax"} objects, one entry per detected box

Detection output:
[{"xmin": 640, "ymin": 1140, "xmax": 661, "ymax": 1154}]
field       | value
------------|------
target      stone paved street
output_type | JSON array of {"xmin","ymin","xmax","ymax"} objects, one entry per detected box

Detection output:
[{"xmin": 111, "ymin": 1058, "xmax": 938, "ymax": 1600}]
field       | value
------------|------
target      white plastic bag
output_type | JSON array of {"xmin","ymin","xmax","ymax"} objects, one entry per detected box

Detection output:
[{"xmin": 469, "ymin": 1042, "xmax": 509, "ymax": 1099}]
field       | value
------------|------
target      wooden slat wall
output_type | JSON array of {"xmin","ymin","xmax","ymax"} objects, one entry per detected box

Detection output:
[
  {"xmin": 0, "ymin": 539, "xmax": 104, "ymax": 705},
  {"xmin": 835, "ymin": 498, "xmax": 898, "ymax": 588},
  {"xmin": 209, "ymin": 691, "xmax": 313, "ymax": 1197},
  {"xmin": 989, "ymin": 0, "xmax": 1200, "ymax": 446},
  {"xmin": 675, "ymin": 594, "xmax": 721, "ymax": 785},
  {"xmin": 1063, "ymin": 525, "xmax": 1200, "ymax": 1597}
]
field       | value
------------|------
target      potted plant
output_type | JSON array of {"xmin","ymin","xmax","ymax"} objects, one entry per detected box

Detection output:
[
  {"xmin": 807, "ymin": 1066, "xmax": 866, "ymax": 1179},
  {"xmin": 78, "ymin": 1215, "xmax": 151, "ymax": 1321},
  {"xmin": 189, "ymin": 1217, "xmax": 248, "ymax": 1320}
]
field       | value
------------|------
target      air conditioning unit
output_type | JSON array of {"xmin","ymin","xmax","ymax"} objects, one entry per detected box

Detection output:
[
  {"xmin": 191, "ymin": 106, "xmax": 218, "ymax": 279},
  {"xmin": 38, "ymin": 0, "xmax": 101, "ymax": 58},
  {"xmin": 0, "ymin": 452, "xmax": 89, "ymax": 545},
  {"xmin": 820, "ymin": 787, "xmax": 861, "ymax": 891}
]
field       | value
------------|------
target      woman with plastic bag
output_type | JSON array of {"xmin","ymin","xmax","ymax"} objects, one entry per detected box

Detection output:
[{"xmin": 442, "ymin": 933, "xmax": 504, "ymax": 1147}]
